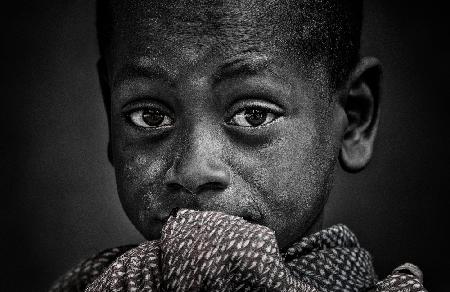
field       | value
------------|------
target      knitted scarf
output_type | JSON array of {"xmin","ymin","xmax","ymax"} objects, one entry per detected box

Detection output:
[{"xmin": 50, "ymin": 209, "xmax": 426, "ymax": 292}]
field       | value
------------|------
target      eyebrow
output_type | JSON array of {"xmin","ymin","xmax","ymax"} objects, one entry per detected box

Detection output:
[
  {"xmin": 212, "ymin": 55, "xmax": 273, "ymax": 86},
  {"xmin": 112, "ymin": 54, "xmax": 277, "ymax": 88},
  {"xmin": 112, "ymin": 60, "xmax": 176, "ymax": 88}
]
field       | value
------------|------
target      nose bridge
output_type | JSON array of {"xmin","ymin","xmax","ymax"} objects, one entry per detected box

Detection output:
[
  {"xmin": 188, "ymin": 122, "xmax": 220, "ymax": 160},
  {"xmin": 166, "ymin": 119, "xmax": 230, "ymax": 194},
  {"xmin": 178, "ymin": 70, "xmax": 218, "ymax": 163}
]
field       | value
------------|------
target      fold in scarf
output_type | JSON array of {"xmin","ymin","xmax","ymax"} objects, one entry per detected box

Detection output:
[{"xmin": 50, "ymin": 209, "xmax": 427, "ymax": 292}]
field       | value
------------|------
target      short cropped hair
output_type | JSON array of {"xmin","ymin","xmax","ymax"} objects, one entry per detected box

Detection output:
[{"xmin": 96, "ymin": 0, "xmax": 363, "ymax": 88}]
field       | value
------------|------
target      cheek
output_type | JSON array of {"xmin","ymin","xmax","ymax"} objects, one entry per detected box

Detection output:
[
  {"xmin": 114, "ymin": 149, "xmax": 169, "ymax": 223},
  {"xmin": 230, "ymin": 116, "xmax": 336, "ymax": 242},
  {"xmin": 116, "ymin": 152, "xmax": 166, "ymax": 190},
  {"xmin": 239, "ymin": 118, "xmax": 319, "ymax": 201},
  {"xmin": 111, "ymin": 114, "xmax": 174, "ymax": 201}
]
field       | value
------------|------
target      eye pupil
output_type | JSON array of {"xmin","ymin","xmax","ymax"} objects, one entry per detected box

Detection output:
[
  {"xmin": 244, "ymin": 109, "xmax": 267, "ymax": 126},
  {"xmin": 142, "ymin": 109, "xmax": 165, "ymax": 126}
]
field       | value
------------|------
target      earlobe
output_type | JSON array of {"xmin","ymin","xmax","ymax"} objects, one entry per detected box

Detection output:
[
  {"xmin": 97, "ymin": 58, "xmax": 114, "ymax": 165},
  {"xmin": 339, "ymin": 57, "xmax": 382, "ymax": 173}
]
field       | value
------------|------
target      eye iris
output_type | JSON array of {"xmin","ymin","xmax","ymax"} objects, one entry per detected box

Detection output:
[
  {"xmin": 142, "ymin": 109, "xmax": 165, "ymax": 126},
  {"xmin": 244, "ymin": 109, "xmax": 267, "ymax": 126}
]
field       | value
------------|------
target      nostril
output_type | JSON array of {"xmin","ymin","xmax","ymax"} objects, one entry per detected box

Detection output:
[
  {"xmin": 166, "ymin": 182, "xmax": 184, "ymax": 193},
  {"xmin": 195, "ymin": 182, "xmax": 227, "ymax": 194}
]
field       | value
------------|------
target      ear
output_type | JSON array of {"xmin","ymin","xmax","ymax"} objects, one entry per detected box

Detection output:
[
  {"xmin": 339, "ymin": 57, "xmax": 382, "ymax": 173},
  {"xmin": 97, "ymin": 58, "xmax": 114, "ymax": 165}
]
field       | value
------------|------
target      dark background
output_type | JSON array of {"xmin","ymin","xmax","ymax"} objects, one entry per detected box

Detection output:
[{"xmin": 2, "ymin": 1, "xmax": 449, "ymax": 291}]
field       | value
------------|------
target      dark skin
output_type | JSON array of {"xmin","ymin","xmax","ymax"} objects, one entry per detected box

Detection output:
[{"xmin": 99, "ymin": 0, "xmax": 381, "ymax": 250}]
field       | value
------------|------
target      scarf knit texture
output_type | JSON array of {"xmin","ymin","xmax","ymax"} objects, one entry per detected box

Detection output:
[{"xmin": 50, "ymin": 209, "xmax": 427, "ymax": 292}]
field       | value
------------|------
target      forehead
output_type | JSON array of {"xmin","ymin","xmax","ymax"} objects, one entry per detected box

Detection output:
[
  {"xmin": 109, "ymin": 0, "xmax": 324, "ymax": 63},
  {"xmin": 105, "ymin": 0, "xmax": 338, "ymax": 95},
  {"xmin": 114, "ymin": 0, "xmax": 292, "ymax": 42}
]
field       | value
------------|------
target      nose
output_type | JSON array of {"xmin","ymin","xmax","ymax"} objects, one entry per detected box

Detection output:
[{"xmin": 164, "ymin": 126, "xmax": 231, "ymax": 195}]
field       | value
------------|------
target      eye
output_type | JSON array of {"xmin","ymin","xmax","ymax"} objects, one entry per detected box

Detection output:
[
  {"xmin": 128, "ymin": 108, "xmax": 174, "ymax": 128},
  {"xmin": 228, "ymin": 108, "xmax": 280, "ymax": 127}
]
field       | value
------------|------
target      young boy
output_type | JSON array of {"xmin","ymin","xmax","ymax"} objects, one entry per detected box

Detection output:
[{"xmin": 51, "ymin": 0, "xmax": 427, "ymax": 291}]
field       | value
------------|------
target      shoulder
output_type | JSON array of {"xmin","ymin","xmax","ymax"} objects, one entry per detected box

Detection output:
[
  {"xmin": 375, "ymin": 263, "xmax": 427, "ymax": 292},
  {"xmin": 49, "ymin": 245, "xmax": 135, "ymax": 292}
]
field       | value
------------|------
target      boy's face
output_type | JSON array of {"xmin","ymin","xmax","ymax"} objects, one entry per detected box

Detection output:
[{"xmin": 103, "ymin": 0, "xmax": 350, "ymax": 249}]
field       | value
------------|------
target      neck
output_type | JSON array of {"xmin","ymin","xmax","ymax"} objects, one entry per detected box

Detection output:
[{"xmin": 304, "ymin": 211, "xmax": 324, "ymax": 237}]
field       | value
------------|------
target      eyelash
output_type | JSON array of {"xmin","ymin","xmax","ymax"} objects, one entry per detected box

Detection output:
[
  {"xmin": 129, "ymin": 109, "xmax": 174, "ymax": 128},
  {"xmin": 124, "ymin": 100, "xmax": 283, "ymax": 130},
  {"xmin": 225, "ymin": 99, "xmax": 284, "ymax": 128},
  {"xmin": 124, "ymin": 102, "xmax": 175, "ymax": 130},
  {"xmin": 226, "ymin": 107, "xmax": 282, "ymax": 128}
]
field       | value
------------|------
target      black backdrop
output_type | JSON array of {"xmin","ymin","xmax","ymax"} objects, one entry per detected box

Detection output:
[{"xmin": 2, "ymin": 1, "xmax": 449, "ymax": 291}]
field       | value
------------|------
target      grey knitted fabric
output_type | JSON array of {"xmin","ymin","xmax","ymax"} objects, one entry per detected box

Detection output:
[{"xmin": 50, "ymin": 209, "xmax": 427, "ymax": 292}]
